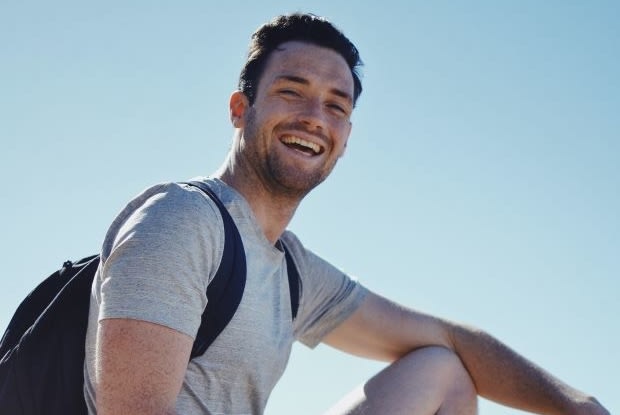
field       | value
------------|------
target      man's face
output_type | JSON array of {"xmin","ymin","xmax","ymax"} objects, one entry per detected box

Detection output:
[{"xmin": 234, "ymin": 41, "xmax": 354, "ymax": 197}]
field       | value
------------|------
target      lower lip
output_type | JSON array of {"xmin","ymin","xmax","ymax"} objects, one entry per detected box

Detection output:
[{"xmin": 282, "ymin": 142, "xmax": 320, "ymax": 157}]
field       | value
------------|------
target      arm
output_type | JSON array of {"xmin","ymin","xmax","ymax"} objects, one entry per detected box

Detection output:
[
  {"xmin": 95, "ymin": 318, "xmax": 193, "ymax": 415},
  {"xmin": 323, "ymin": 291, "xmax": 609, "ymax": 415}
]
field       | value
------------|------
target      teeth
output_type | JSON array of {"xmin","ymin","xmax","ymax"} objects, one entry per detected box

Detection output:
[{"xmin": 281, "ymin": 136, "xmax": 321, "ymax": 154}]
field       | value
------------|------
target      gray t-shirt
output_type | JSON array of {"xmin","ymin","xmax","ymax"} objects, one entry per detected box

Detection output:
[{"xmin": 84, "ymin": 178, "xmax": 368, "ymax": 414}]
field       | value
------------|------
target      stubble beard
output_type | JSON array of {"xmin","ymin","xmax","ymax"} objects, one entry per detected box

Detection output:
[{"xmin": 243, "ymin": 109, "xmax": 336, "ymax": 200}]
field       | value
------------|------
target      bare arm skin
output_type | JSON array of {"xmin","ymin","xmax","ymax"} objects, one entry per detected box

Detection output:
[
  {"xmin": 324, "ymin": 292, "xmax": 609, "ymax": 415},
  {"xmin": 95, "ymin": 318, "xmax": 193, "ymax": 415}
]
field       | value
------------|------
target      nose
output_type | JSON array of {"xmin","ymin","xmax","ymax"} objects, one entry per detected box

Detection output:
[{"xmin": 298, "ymin": 99, "xmax": 326, "ymax": 131}]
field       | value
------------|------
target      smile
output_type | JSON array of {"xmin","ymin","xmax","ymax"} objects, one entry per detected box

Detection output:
[{"xmin": 280, "ymin": 135, "xmax": 324, "ymax": 156}]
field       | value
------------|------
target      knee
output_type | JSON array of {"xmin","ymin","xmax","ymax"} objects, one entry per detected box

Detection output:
[
  {"xmin": 399, "ymin": 346, "xmax": 478, "ymax": 411},
  {"xmin": 350, "ymin": 346, "xmax": 477, "ymax": 414},
  {"xmin": 398, "ymin": 345, "xmax": 465, "ymax": 376}
]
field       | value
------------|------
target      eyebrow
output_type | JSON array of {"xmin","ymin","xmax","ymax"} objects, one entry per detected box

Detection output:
[{"xmin": 275, "ymin": 75, "xmax": 353, "ymax": 104}]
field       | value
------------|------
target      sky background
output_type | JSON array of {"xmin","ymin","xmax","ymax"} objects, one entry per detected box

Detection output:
[{"xmin": 1, "ymin": 1, "xmax": 618, "ymax": 414}]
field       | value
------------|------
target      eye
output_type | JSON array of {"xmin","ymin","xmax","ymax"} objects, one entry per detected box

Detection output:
[
  {"xmin": 327, "ymin": 102, "xmax": 350, "ymax": 117},
  {"xmin": 328, "ymin": 103, "xmax": 345, "ymax": 113},
  {"xmin": 278, "ymin": 88, "xmax": 301, "ymax": 97}
]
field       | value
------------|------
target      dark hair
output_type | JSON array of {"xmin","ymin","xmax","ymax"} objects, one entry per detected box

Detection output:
[{"xmin": 238, "ymin": 13, "xmax": 363, "ymax": 106}]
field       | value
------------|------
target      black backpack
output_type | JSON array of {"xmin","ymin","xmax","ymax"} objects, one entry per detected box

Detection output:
[{"xmin": 0, "ymin": 181, "xmax": 300, "ymax": 415}]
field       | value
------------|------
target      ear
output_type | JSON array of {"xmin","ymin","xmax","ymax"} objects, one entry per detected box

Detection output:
[{"xmin": 229, "ymin": 90, "xmax": 249, "ymax": 128}]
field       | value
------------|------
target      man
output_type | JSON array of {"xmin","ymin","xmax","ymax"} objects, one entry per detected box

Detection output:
[{"xmin": 84, "ymin": 13, "xmax": 609, "ymax": 415}]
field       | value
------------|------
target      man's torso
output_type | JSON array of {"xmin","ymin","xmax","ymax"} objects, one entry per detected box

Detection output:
[{"xmin": 83, "ymin": 178, "xmax": 367, "ymax": 414}]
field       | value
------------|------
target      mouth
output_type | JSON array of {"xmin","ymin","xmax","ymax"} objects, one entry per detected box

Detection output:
[{"xmin": 280, "ymin": 135, "xmax": 324, "ymax": 156}]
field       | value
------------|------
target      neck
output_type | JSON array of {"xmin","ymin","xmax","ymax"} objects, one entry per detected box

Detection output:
[{"xmin": 215, "ymin": 158, "xmax": 303, "ymax": 245}]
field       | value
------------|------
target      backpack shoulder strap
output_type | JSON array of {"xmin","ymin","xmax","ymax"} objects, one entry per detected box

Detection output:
[
  {"xmin": 184, "ymin": 180, "xmax": 301, "ymax": 344},
  {"xmin": 281, "ymin": 243, "xmax": 301, "ymax": 320},
  {"xmin": 183, "ymin": 181, "xmax": 247, "ymax": 358}
]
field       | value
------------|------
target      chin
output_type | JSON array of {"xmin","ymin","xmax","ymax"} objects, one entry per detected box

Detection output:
[
  {"xmin": 267, "ymin": 161, "xmax": 327, "ymax": 192},
  {"xmin": 274, "ymin": 172, "xmax": 327, "ymax": 197}
]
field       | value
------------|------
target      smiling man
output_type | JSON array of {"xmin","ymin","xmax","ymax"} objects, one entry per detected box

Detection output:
[{"xmin": 85, "ymin": 13, "xmax": 609, "ymax": 415}]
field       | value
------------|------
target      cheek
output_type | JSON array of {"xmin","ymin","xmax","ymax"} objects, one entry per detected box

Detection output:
[
  {"xmin": 337, "ymin": 140, "xmax": 348, "ymax": 157},
  {"xmin": 251, "ymin": 106, "xmax": 282, "ymax": 132},
  {"xmin": 245, "ymin": 108, "xmax": 275, "ymax": 138},
  {"xmin": 334, "ymin": 123, "xmax": 352, "ymax": 155}
]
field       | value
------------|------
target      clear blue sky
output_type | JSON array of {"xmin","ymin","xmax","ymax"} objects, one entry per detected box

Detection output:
[{"xmin": 1, "ymin": 1, "xmax": 618, "ymax": 414}]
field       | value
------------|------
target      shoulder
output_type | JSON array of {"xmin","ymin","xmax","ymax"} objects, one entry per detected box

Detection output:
[
  {"xmin": 280, "ymin": 230, "xmax": 310, "ymax": 269},
  {"xmin": 101, "ymin": 181, "xmax": 225, "ymax": 261},
  {"xmin": 279, "ymin": 230, "xmax": 343, "ymax": 280},
  {"xmin": 281, "ymin": 231, "xmax": 369, "ymax": 346},
  {"xmin": 128, "ymin": 181, "xmax": 222, "ymax": 221}
]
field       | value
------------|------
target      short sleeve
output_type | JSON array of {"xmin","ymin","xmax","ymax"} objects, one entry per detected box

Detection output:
[
  {"xmin": 282, "ymin": 232, "xmax": 368, "ymax": 348},
  {"xmin": 98, "ymin": 183, "xmax": 225, "ymax": 339}
]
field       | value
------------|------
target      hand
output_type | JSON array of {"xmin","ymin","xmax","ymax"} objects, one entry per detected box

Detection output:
[{"xmin": 569, "ymin": 396, "xmax": 610, "ymax": 415}]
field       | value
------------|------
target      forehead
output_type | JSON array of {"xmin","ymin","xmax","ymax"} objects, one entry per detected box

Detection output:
[{"xmin": 259, "ymin": 41, "xmax": 354, "ymax": 98}]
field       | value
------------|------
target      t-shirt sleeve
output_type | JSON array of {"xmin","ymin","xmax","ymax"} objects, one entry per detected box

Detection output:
[
  {"xmin": 283, "ymin": 232, "xmax": 368, "ymax": 348},
  {"xmin": 98, "ymin": 183, "xmax": 225, "ymax": 339}
]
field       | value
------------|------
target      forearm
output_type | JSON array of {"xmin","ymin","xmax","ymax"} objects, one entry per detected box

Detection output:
[
  {"xmin": 448, "ymin": 324, "xmax": 607, "ymax": 415},
  {"xmin": 323, "ymin": 293, "xmax": 608, "ymax": 414}
]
